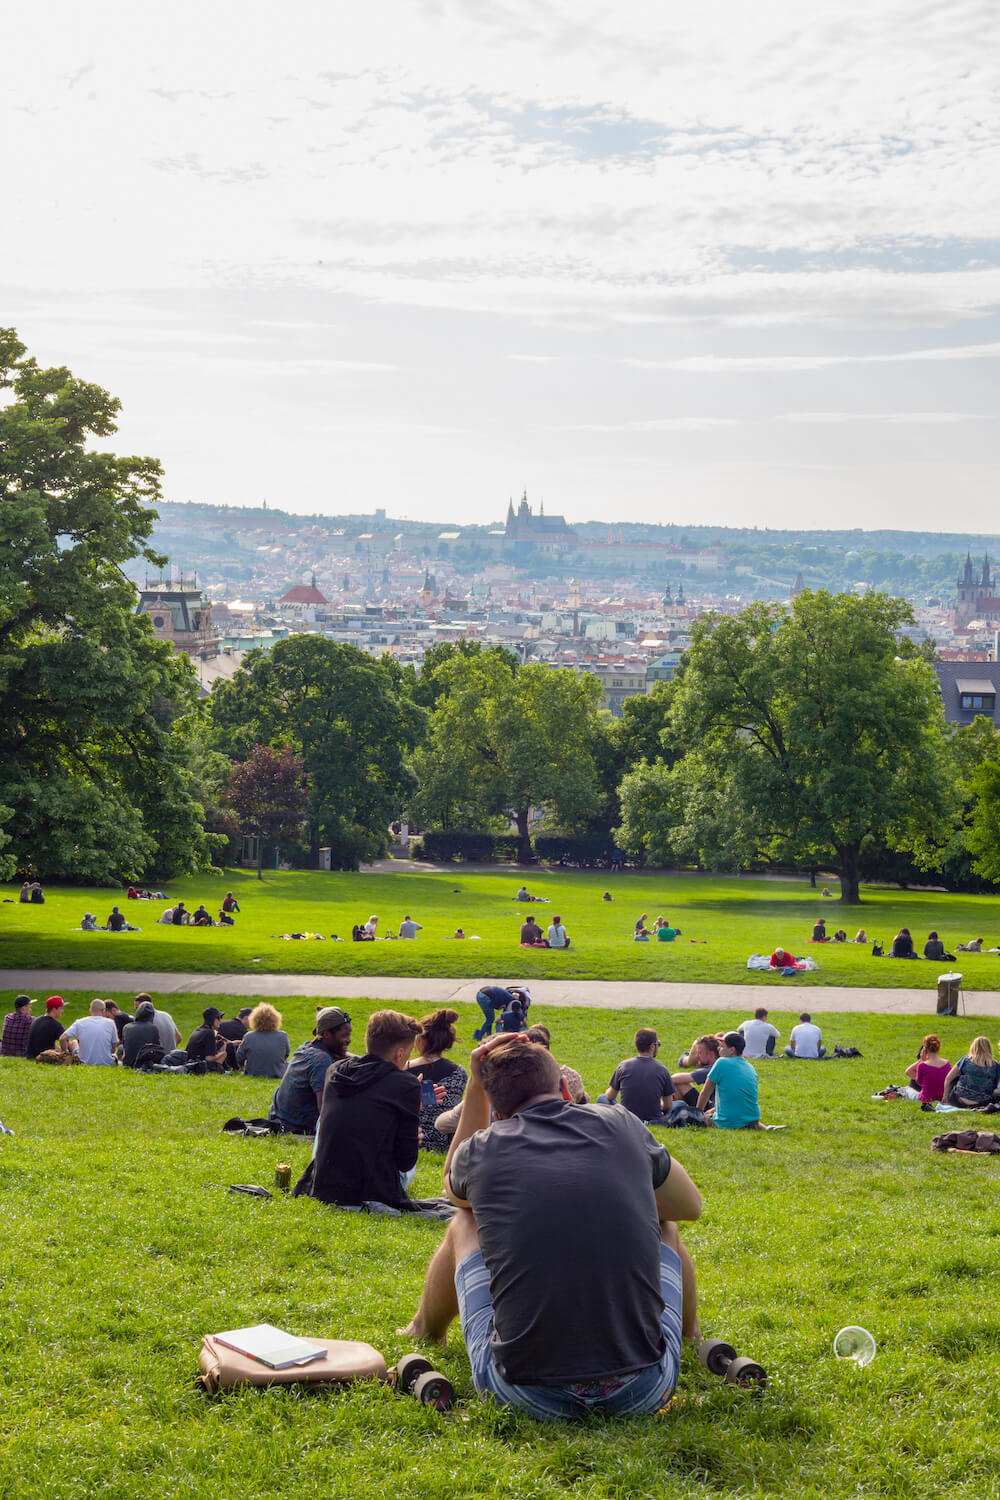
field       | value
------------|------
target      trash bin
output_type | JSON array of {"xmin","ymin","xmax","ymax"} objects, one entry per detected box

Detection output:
[{"xmin": 936, "ymin": 972, "xmax": 963, "ymax": 1015}]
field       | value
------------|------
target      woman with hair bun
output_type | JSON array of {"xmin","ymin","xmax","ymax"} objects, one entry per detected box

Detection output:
[
  {"xmin": 406, "ymin": 1007, "xmax": 467, "ymax": 1152},
  {"xmin": 904, "ymin": 1034, "xmax": 951, "ymax": 1103}
]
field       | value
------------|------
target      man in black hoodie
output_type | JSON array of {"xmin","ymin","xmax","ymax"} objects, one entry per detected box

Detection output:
[{"xmin": 300, "ymin": 1010, "xmax": 423, "ymax": 1208}]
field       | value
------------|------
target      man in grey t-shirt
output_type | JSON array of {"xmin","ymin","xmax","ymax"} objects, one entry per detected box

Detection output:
[
  {"xmin": 402, "ymin": 1034, "xmax": 702, "ymax": 1419},
  {"xmin": 132, "ymin": 992, "xmax": 182, "ymax": 1054}
]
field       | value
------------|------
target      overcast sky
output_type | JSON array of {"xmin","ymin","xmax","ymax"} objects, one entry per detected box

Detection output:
[{"xmin": 5, "ymin": 1, "xmax": 1000, "ymax": 532}]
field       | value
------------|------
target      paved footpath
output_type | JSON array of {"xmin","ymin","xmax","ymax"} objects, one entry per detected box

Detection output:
[{"xmin": 2, "ymin": 969, "xmax": 998, "ymax": 1017}]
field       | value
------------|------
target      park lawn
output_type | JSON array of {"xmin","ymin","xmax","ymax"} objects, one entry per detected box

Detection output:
[
  {"xmin": 3, "ymin": 868, "xmax": 1000, "ymax": 990},
  {"xmin": 2, "ymin": 996, "xmax": 1000, "ymax": 1500}
]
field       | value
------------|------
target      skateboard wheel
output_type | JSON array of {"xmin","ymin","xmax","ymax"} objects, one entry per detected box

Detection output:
[
  {"xmin": 699, "ymin": 1338, "xmax": 737, "ymax": 1376},
  {"xmin": 724, "ymin": 1356, "xmax": 766, "ymax": 1388},
  {"xmin": 412, "ymin": 1370, "xmax": 454, "ymax": 1410},
  {"xmin": 396, "ymin": 1352, "xmax": 434, "ymax": 1393}
]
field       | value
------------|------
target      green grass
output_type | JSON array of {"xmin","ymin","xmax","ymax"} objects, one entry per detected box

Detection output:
[
  {"xmin": 2, "ymin": 994, "xmax": 1000, "ymax": 1498},
  {"xmin": 3, "ymin": 868, "xmax": 1000, "ymax": 989}
]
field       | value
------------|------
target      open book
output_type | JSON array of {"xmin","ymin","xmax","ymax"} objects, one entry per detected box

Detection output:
[{"xmin": 213, "ymin": 1324, "xmax": 327, "ymax": 1369}]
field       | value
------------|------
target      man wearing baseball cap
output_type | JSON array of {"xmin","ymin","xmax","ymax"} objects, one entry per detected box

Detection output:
[
  {"xmin": 185, "ymin": 1007, "xmax": 230, "ymax": 1071},
  {"xmin": 268, "ymin": 1006, "xmax": 353, "ymax": 1134},
  {"xmin": 26, "ymin": 997, "xmax": 66, "ymax": 1060},
  {"xmin": 0, "ymin": 995, "xmax": 34, "ymax": 1058}
]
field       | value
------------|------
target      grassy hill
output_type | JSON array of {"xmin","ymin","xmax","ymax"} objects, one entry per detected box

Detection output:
[
  {"xmin": 1, "ymin": 1000, "xmax": 998, "ymax": 1499},
  {"xmin": 4, "ymin": 869, "xmax": 1000, "ymax": 989}
]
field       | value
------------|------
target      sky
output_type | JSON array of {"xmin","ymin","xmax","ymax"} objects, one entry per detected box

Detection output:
[{"xmin": 4, "ymin": 1, "xmax": 1000, "ymax": 532}]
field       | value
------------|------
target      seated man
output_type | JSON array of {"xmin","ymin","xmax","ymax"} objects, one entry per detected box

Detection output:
[
  {"xmin": 671, "ymin": 1035, "xmax": 722, "ymax": 1104},
  {"xmin": 26, "ymin": 996, "xmax": 66, "ymax": 1059},
  {"xmin": 185, "ymin": 1007, "xmax": 230, "ymax": 1070},
  {"xmin": 81, "ymin": 913, "xmax": 99, "ymax": 931},
  {"xmin": 546, "ymin": 914, "xmax": 570, "ymax": 950},
  {"xmin": 605, "ymin": 1028, "xmax": 675, "ymax": 1124},
  {"xmin": 298, "ymin": 1009, "xmax": 423, "ymax": 1208},
  {"xmin": 656, "ymin": 919, "xmax": 681, "ymax": 942},
  {"xmin": 399, "ymin": 914, "xmax": 423, "ymax": 939},
  {"xmin": 697, "ymin": 1033, "xmax": 763, "ymax": 1129},
  {"xmin": 784, "ymin": 1012, "xmax": 826, "ymax": 1060},
  {"xmin": 514, "ymin": 885, "xmax": 531, "ymax": 902},
  {"xmin": 268, "ymin": 1006, "xmax": 353, "ymax": 1134},
  {"xmin": 402, "ymin": 1034, "xmax": 702, "ymax": 1420},
  {"xmin": 221, "ymin": 891, "xmax": 240, "ymax": 914},
  {"xmin": 520, "ymin": 915, "xmax": 547, "ymax": 947},
  {"xmin": 171, "ymin": 901, "xmax": 190, "ymax": 926},
  {"xmin": 191, "ymin": 904, "xmax": 214, "ymax": 927},
  {"xmin": 1, "ymin": 995, "xmax": 34, "ymax": 1058},
  {"xmin": 61, "ymin": 1000, "xmax": 118, "ymax": 1066},
  {"xmin": 498, "ymin": 998, "xmax": 527, "ymax": 1033},
  {"xmin": 811, "ymin": 918, "xmax": 827, "ymax": 942},
  {"xmin": 737, "ymin": 1007, "xmax": 780, "ymax": 1060},
  {"xmin": 121, "ymin": 1000, "xmax": 163, "ymax": 1068},
  {"xmin": 105, "ymin": 905, "xmax": 136, "ymax": 933}
]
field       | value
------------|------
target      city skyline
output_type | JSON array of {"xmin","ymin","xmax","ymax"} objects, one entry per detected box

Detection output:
[{"xmin": 5, "ymin": 2, "xmax": 999, "ymax": 532}]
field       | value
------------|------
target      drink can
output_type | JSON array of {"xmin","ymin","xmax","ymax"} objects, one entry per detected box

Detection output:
[{"xmin": 275, "ymin": 1163, "xmax": 292, "ymax": 1191}]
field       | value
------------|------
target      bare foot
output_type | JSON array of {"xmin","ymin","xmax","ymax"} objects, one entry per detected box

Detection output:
[{"xmin": 396, "ymin": 1319, "xmax": 448, "ymax": 1346}]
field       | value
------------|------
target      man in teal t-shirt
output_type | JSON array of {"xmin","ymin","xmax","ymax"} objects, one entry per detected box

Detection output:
[
  {"xmin": 656, "ymin": 922, "xmax": 680, "ymax": 943},
  {"xmin": 697, "ymin": 1033, "xmax": 761, "ymax": 1129}
]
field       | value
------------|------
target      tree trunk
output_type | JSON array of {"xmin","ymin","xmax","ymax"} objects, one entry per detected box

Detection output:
[
  {"xmin": 257, "ymin": 841, "xmax": 263, "ymax": 881},
  {"xmin": 515, "ymin": 809, "xmax": 532, "ymax": 865},
  {"xmin": 838, "ymin": 847, "xmax": 861, "ymax": 903},
  {"xmin": 808, "ymin": 866, "xmax": 817, "ymax": 888}
]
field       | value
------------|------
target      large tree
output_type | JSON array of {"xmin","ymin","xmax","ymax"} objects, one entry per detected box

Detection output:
[
  {"xmin": 617, "ymin": 591, "xmax": 957, "ymax": 902},
  {"xmin": 0, "ymin": 329, "xmax": 215, "ymax": 881},
  {"xmin": 208, "ymin": 635, "xmax": 425, "ymax": 868},
  {"xmin": 227, "ymin": 745, "xmax": 309, "ymax": 879},
  {"xmin": 411, "ymin": 654, "xmax": 604, "ymax": 861}
]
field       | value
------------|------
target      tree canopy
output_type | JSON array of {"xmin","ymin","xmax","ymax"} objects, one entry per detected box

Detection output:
[
  {"xmin": 208, "ymin": 635, "xmax": 425, "ymax": 868},
  {"xmin": 0, "ymin": 329, "xmax": 215, "ymax": 881},
  {"xmin": 617, "ymin": 591, "xmax": 958, "ymax": 902},
  {"xmin": 411, "ymin": 654, "xmax": 604, "ymax": 861}
]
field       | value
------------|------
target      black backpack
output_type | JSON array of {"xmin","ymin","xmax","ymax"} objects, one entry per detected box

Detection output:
[
  {"xmin": 134, "ymin": 1041, "xmax": 166, "ymax": 1070},
  {"xmin": 871, "ymin": 941, "xmax": 884, "ymax": 957}
]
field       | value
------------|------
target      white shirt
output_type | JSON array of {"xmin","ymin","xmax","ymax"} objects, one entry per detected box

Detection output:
[
  {"xmin": 63, "ymin": 1016, "xmax": 118, "ymax": 1066},
  {"xmin": 547, "ymin": 923, "xmax": 569, "ymax": 948},
  {"xmin": 789, "ymin": 1022, "xmax": 823, "ymax": 1058},
  {"xmin": 738, "ymin": 1018, "xmax": 779, "ymax": 1058},
  {"xmin": 399, "ymin": 920, "xmax": 422, "ymax": 938}
]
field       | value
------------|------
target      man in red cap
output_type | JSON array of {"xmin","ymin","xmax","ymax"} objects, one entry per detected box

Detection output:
[{"xmin": 26, "ymin": 997, "xmax": 66, "ymax": 1059}]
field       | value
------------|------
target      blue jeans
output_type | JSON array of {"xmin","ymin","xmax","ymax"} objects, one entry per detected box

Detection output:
[
  {"xmin": 455, "ymin": 1244, "xmax": 683, "ymax": 1420},
  {"xmin": 474, "ymin": 990, "xmax": 501, "ymax": 1040}
]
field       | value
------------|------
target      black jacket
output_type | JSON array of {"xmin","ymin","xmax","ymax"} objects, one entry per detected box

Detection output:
[{"xmin": 306, "ymin": 1054, "xmax": 420, "ymax": 1207}]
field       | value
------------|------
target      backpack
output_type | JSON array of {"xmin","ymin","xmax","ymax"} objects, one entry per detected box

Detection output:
[
  {"xmin": 833, "ymin": 1045, "xmax": 863, "ymax": 1058},
  {"xmin": 352, "ymin": 924, "xmax": 363, "ymax": 942},
  {"xmin": 871, "ymin": 941, "xmax": 884, "ymax": 957},
  {"xmin": 134, "ymin": 1041, "xmax": 166, "ymax": 1070}
]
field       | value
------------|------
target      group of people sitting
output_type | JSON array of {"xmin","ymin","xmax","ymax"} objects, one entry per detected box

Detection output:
[
  {"xmin": 0, "ymin": 992, "xmax": 292, "ymax": 1076},
  {"xmin": 17, "ymin": 881, "xmax": 45, "ymax": 903},
  {"xmin": 155, "ymin": 894, "xmax": 241, "ymax": 928},
  {"xmin": 125, "ymin": 886, "xmax": 166, "ymax": 900},
  {"xmin": 519, "ymin": 914, "xmax": 570, "ymax": 949},
  {"xmin": 353, "ymin": 914, "xmax": 425, "ymax": 941},
  {"xmin": 899, "ymin": 1032, "xmax": 1000, "ymax": 1109},
  {"xmin": 633, "ymin": 913, "xmax": 682, "ymax": 942}
]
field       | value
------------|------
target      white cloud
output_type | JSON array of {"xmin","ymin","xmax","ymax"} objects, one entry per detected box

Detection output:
[
  {"xmin": 3, "ymin": 2, "xmax": 1000, "ymax": 527},
  {"xmin": 630, "ymin": 340, "xmax": 1000, "ymax": 374},
  {"xmin": 777, "ymin": 411, "xmax": 988, "ymax": 424}
]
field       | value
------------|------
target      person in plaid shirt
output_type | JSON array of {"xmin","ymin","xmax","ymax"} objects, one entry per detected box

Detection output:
[{"xmin": 1, "ymin": 995, "xmax": 34, "ymax": 1057}]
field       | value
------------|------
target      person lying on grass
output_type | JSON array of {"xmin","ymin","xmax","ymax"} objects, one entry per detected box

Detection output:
[
  {"xmin": 697, "ymin": 1032, "xmax": 768, "ymax": 1129},
  {"xmin": 402, "ymin": 1032, "xmax": 702, "ymax": 1420}
]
